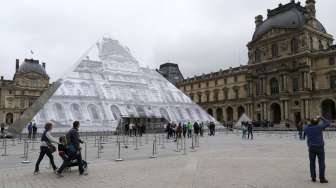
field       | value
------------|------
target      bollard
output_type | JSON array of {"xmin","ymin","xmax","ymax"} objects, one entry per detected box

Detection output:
[
  {"xmin": 151, "ymin": 136, "xmax": 157, "ymax": 158},
  {"xmin": 97, "ymin": 136, "xmax": 101, "ymax": 159},
  {"xmin": 84, "ymin": 142, "xmax": 87, "ymax": 161},
  {"xmin": 21, "ymin": 140, "xmax": 31, "ymax": 163},
  {"xmin": 183, "ymin": 136, "xmax": 187, "ymax": 155},
  {"xmin": 161, "ymin": 134, "xmax": 165, "ymax": 149},
  {"xmin": 19, "ymin": 134, "xmax": 22, "ymax": 144},
  {"xmin": 2, "ymin": 137, "xmax": 8, "ymax": 156},
  {"xmin": 94, "ymin": 135, "xmax": 97, "ymax": 147},
  {"xmin": 115, "ymin": 140, "xmax": 123, "ymax": 161},
  {"xmin": 139, "ymin": 135, "xmax": 143, "ymax": 146},
  {"xmin": 176, "ymin": 137, "xmax": 180, "ymax": 152},
  {"xmin": 135, "ymin": 135, "xmax": 139, "ymax": 150},
  {"xmin": 190, "ymin": 134, "xmax": 196, "ymax": 152}
]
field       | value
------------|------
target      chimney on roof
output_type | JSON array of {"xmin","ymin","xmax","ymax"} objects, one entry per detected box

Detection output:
[
  {"xmin": 1, "ymin": 76, "xmax": 3, "ymax": 80},
  {"xmin": 255, "ymin": 15, "xmax": 263, "ymax": 28},
  {"xmin": 42, "ymin": 62, "xmax": 46, "ymax": 70},
  {"xmin": 15, "ymin": 59, "xmax": 19, "ymax": 72}
]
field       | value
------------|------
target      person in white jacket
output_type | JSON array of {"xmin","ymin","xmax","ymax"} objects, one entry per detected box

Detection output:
[{"xmin": 34, "ymin": 122, "xmax": 59, "ymax": 175}]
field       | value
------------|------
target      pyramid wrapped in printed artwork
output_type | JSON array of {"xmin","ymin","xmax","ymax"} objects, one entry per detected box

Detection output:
[{"xmin": 32, "ymin": 37, "xmax": 215, "ymax": 132}]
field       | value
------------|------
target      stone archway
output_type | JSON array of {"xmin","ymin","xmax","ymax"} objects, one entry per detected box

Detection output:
[
  {"xmin": 321, "ymin": 99, "xmax": 336, "ymax": 120},
  {"xmin": 270, "ymin": 103, "xmax": 281, "ymax": 124},
  {"xmin": 216, "ymin": 108, "xmax": 223, "ymax": 122},
  {"xmin": 226, "ymin": 107, "xmax": 233, "ymax": 121},
  {"xmin": 5, "ymin": 113, "xmax": 14, "ymax": 124}
]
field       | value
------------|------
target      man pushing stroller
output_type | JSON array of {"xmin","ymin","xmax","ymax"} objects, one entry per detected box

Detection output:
[{"xmin": 56, "ymin": 121, "xmax": 88, "ymax": 177}]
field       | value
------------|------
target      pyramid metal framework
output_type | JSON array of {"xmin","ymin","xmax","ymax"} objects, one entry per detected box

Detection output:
[{"xmin": 32, "ymin": 37, "xmax": 215, "ymax": 132}]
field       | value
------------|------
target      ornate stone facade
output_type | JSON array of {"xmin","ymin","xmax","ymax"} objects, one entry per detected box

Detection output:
[
  {"xmin": 0, "ymin": 59, "xmax": 49, "ymax": 128},
  {"xmin": 177, "ymin": 0, "xmax": 336, "ymax": 126}
]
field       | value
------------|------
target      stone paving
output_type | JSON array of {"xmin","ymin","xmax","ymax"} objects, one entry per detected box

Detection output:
[{"xmin": 1, "ymin": 131, "xmax": 336, "ymax": 188}]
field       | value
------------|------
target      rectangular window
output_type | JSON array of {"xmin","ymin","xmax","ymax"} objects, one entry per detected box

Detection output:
[
  {"xmin": 234, "ymin": 76, "xmax": 238, "ymax": 82},
  {"xmin": 293, "ymin": 78, "xmax": 299, "ymax": 92}
]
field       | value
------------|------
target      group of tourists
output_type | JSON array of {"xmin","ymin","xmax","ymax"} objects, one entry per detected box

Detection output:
[
  {"xmin": 27, "ymin": 121, "xmax": 38, "ymax": 140},
  {"xmin": 165, "ymin": 121, "xmax": 207, "ymax": 141},
  {"xmin": 124, "ymin": 122, "xmax": 146, "ymax": 137},
  {"xmin": 33, "ymin": 121, "xmax": 88, "ymax": 178}
]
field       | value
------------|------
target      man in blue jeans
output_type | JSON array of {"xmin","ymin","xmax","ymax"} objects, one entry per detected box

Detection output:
[{"xmin": 304, "ymin": 116, "xmax": 329, "ymax": 183}]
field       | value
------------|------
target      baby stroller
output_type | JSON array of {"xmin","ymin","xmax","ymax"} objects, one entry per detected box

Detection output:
[{"xmin": 58, "ymin": 136, "xmax": 88, "ymax": 171}]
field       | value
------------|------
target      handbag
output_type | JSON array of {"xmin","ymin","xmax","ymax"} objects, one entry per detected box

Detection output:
[{"xmin": 47, "ymin": 144, "xmax": 56, "ymax": 153}]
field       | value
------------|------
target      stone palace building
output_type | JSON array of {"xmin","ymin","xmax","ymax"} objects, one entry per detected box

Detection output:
[
  {"xmin": 176, "ymin": 0, "xmax": 336, "ymax": 125},
  {"xmin": 0, "ymin": 59, "xmax": 50, "ymax": 127}
]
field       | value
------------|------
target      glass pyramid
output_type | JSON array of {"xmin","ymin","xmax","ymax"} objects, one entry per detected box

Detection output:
[{"xmin": 33, "ymin": 37, "xmax": 215, "ymax": 132}]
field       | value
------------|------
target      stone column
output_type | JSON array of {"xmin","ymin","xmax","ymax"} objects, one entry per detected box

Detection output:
[
  {"xmin": 280, "ymin": 101, "xmax": 285, "ymax": 121},
  {"xmin": 283, "ymin": 75, "xmax": 288, "ymax": 92},
  {"xmin": 305, "ymin": 100, "xmax": 310, "ymax": 119},
  {"xmin": 284, "ymin": 100, "xmax": 289, "ymax": 120}
]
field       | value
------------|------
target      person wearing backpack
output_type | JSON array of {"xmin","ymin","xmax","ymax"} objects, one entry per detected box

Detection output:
[
  {"xmin": 57, "ymin": 121, "xmax": 87, "ymax": 177},
  {"xmin": 34, "ymin": 122, "xmax": 59, "ymax": 175}
]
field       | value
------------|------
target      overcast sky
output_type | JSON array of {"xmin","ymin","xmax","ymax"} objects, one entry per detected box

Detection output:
[{"xmin": 0, "ymin": 0, "xmax": 335, "ymax": 81}]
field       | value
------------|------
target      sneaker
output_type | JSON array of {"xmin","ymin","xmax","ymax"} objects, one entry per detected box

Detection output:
[
  {"xmin": 320, "ymin": 178, "xmax": 328, "ymax": 183},
  {"xmin": 311, "ymin": 178, "xmax": 316, "ymax": 182},
  {"xmin": 33, "ymin": 171, "xmax": 39, "ymax": 175},
  {"xmin": 56, "ymin": 172, "xmax": 64, "ymax": 178}
]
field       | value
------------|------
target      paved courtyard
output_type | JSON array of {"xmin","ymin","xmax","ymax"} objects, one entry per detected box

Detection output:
[{"xmin": 1, "ymin": 131, "xmax": 336, "ymax": 188}]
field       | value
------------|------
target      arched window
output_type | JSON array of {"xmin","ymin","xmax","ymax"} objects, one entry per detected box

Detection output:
[
  {"xmin": 55, "ymin": 103, "xmax": 66, "ymax": 120},
  {"xmin": 71, "ymin": 103, "xmax": 83, "ymax": 120},
  {"xmin": 270, "ymin": 78, "xmax": 279, "ymax": 95},
  {"xmin": 291, "ymin": 38, "xmax": 299, "ymax": 53},
  {"xmin": 272, "ymin": 44, "xmax": 278, "ymax": 57},
  {"xmin": 255, "ymin": 48, "xmax": 261, "ymax": 62},
  {"xmin": 88, "ymin": 104, "xmax": 101, "ymax": 121}
]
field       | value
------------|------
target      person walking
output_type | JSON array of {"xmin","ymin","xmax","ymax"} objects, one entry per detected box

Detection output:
[
  {"xmin": 57, "ymin": 121, "xmax": 87, "ymax": 177},
  {"xmin": 32, "ymin": 122, "xmax": 38, "ymax": 140},
  {"xmin": 187, "ymin": 122, "xmax": 192, "ymax": 138},
  {"xmin": 304, "ymin": 116, "xmax": 329, "ymax": 183},
  {"xmin": 27, "ymin": 122, "xmax": 33, "ymax": 139},
  {"xmin": 296, "ymin": 121, "xmax": 304, "ymax": 140},
  {"xmin": 200, "ymin": 122, "xmax": 204, "ymax": 137},
  {"xmin": 247, "ymin": 122, "xmax": 253, "ymax": 140},
  {"xmin": 182, "ymin": 123, "xmax": 187, "ymax": 138},
  {"xmin": 34, "ymin": 122, "xmax": 58, "ymax": 175}
]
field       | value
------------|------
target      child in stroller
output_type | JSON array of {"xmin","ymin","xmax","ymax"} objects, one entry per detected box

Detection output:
[{"xmin": 58, "ymin": 136, "xmax": 88, "ymax": 170}]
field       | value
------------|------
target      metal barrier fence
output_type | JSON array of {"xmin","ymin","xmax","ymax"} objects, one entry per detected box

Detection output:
[{"xmin": 1, "ymin": 130, "xmax": 336, "ymax": 169}]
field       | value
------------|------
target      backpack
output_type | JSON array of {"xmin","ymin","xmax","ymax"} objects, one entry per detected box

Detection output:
[{"xmin": 63, "ymin": 134, "xmax": 77, "ymax": 154}]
